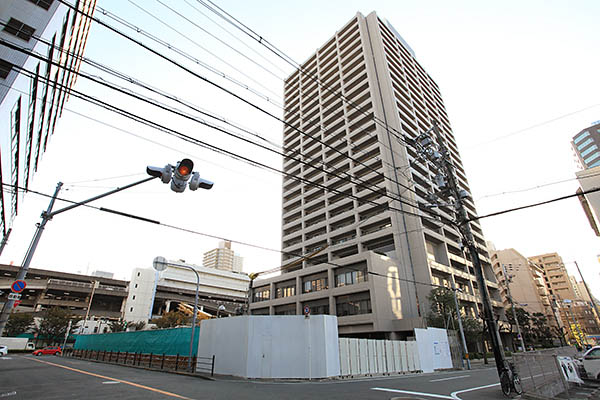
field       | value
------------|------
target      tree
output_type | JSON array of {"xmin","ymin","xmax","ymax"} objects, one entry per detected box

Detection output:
[
  {"xmin": 35, "ymin": 307, "xmax": 80, "ymax": 345},
  {"xmin": 5, "ymin": 313, "xmax": 34, "ymax": 337},
  {"xmin": 530, "ymin": 312, "xmax": 554, "ymax": 347},
  {"xmin": 129, "ymin": 321, "xmax": 146, "ymax": 331},
  {"xmin": 109, "ymin": 320, "xmax": 127, "ymax": 332},
  {"xmin": 150, "ymin": 311, "xmax": 190, "ymax": 329},
  {"xmin": 426, "ymin": 287, "xmax": 456, "ymax": 329},
  {"xmin": 506, "ymin": 307, "xmax": 532, "ymax": 349}
]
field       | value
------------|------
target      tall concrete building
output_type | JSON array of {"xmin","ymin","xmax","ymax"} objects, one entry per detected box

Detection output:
[
  {"xmin": 572, "ymin": 121, "xmax": 600, "ymax": 170},
  {"xmin": 249, "ymin": 12, "xmax": 502, "ymax": 338},
  {"xmin": 202, "ymin": 240, "xmax": 243, "ymax": 273},
  {"xmin": 0, "ymin": 0, "xmax": 96, "ymax": 244},
  {"xmin": 576, "ymin": 167, "xmax": 600, "ymax": 236},
  {"xmin": 528, "ymin": 253, "xmax": 577, "ymax": 301}
]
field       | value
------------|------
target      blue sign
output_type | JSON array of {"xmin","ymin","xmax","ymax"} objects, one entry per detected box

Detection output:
[{"xmin": 11, "ymin": 280, "xmax": 26, "ymax": 293}]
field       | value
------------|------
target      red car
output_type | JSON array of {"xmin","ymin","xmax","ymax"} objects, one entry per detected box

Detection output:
[{"xmin": 33, "ymin": 346, "xmax": 62, "ymax": 356}]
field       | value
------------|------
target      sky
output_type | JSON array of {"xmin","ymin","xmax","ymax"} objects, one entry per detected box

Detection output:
[{"xmin": 2, "ymin": 0, "xmax": 600, "ymax": 298}]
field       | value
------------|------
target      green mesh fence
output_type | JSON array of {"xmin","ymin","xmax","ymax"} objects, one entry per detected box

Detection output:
[{"xmin": 73, "ymin": 327, "xmax": 199, "ymax": 356}]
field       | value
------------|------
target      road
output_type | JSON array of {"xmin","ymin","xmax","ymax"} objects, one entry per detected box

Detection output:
[{"xmin": 0, "ymin": 355, "xmax": 511, "ymax": 399}]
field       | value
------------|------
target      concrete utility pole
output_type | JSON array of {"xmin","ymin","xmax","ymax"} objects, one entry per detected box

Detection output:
[
  {"xmin": 0, "ymin": 228, "xmax": 12, "ymax": 256},
  {"xmin": 573, "ymin": 261, "xmax": 600, "ymax": 327},
  {"xmin": 451, "ymin": 282, "xmax": 471, "ymax": 369},
  {"xmin": 501, "ymin": 265, "xmax": 526, "ymax": 352},
  {"xmin": 419, "ymin": 122, "xmax": 507, "ymax": 379},
  {"xmin": 82, "ymin": 281, "xmax": 100, "ymax": 333}
]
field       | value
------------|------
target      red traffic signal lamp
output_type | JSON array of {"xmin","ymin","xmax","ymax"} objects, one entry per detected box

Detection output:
[{"xmin": 147, "ymin": 159, "xmax": 213, "ymax": 193}]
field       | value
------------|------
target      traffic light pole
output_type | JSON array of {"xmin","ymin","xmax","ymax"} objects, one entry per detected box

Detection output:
[{"xmin": 0, "ymin": 177, "xmax": 158, "ymax": 337}]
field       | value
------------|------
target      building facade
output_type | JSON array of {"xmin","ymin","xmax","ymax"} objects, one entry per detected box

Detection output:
[
  {"xmin": 202, "ymin": 240, "xmax": 243, "ymax": 273},
  {"xmin": 528, "ymin": 253, "xmax": 577, "ymax": 301},
  {"xmin": 572, "ymin": 121, "xmax": 600, "ymax": 170},
  {"xmin": 249, "ymin": 12, "xmax": 502, "ymax": 339},
  {"xmin": 0, "ymin": 0, "xmax": 96, "ymax": 244},
  {"xmin": 491, "ymin": 249, "xmax": 553, "ymax": 318},
  {"xmin": 124, "ymin": 258, "xmax": 250, "ymax": 323},
  {"xmin": 576, "ymin": 166, "xmax": 600, "ymax": 236}
]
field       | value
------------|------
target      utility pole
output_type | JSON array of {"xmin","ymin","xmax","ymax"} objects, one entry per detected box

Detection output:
[
  {"xmin": 451, "ymin": 282, "xmax": 471, "ymax": 369},
  {"xmin": 82, "ymin": 281, "xmax": 100, "ymax": 334},
  {"xmin": 573, "ymin": 261, "xmax": 600, "ymax": 328},
  {"xmin": 0, "ymin": 182, "xmax": 63, "ymax": 336},
  {"xmin": 418, "ymin": 122, "xmax": 507, "ymax": 378},
  {"xmin": 501, "ymin": 265, "xmax": 526, "ymax": 352}
]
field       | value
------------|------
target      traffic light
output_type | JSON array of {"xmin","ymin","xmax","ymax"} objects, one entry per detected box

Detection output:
[
  {"xmin": 147, "ymin": 159, "xmax": 213, "ymax": 193},
  {"xmin": 170, "ymin": 159, "xmax": 194, "ymax": 193}
]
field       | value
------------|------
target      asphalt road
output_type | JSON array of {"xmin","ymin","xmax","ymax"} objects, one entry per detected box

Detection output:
[{"xmin": 0, "ymin": 354, "xmax": 512, "ymax": 399}]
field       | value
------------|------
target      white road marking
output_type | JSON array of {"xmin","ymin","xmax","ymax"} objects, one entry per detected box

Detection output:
[
  {"xmin": 0, "ymin": 392, "xmax": 16, "ymax": 398},
  {"xmin": 372, "ymin": 387, "xmax": 453, "ymax": 399},
  {"xmin": 0, "ymin": 357, "xmax": 13, "ymax": 360},
  {"xmin": 450, "ymin": 382, "xmax": 499, "ymax": 399},
  {"xmin": 430, "ymin": 375, "xmax": 470, "ymax": 382},
  {"xmin": 102, "ymin": 381, "xmax": 120, "ymax": 384}
]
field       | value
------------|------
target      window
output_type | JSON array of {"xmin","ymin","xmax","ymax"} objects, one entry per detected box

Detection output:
[
  {"xmin": 0, "ymin": 59, "xmax": 13, "ymax": 79},
  {"xmin": 574, "ymin": 131, "xmax": 590, "ymax": 144},
  {"xmin": 584, "ymin": 152, "xmax": 600, "ymax": 164},
  {"xmin": 130, "ymin": 307, "xmax": 133, "ymax": 312},
  {"xmin": 335, "ymin": 269, "xmax": 367, "ymax": 287},
  {"xmin": 577, "ymin": 138, "xmax": 593, "ymax": 150},
  {"xmin": 303, "ymin": 275, "xmax": 328, "ymax": 293},
  {"xmin": 3, "ymin": 18, "xmax": 36, "ymax": 41},
  {"xmin": 581, "ymin": 145, "xmax": 598, "ymax": 158},
  {"xmin": 336, "ymin": 292, "xmax": 372, "ymax": 316},
  {"xmin": 27, "ymin": 0, "xmax": 54, "ymax": 10},
  {"xmin": 137, "ymin": 272, "xmax": 140, "ymax": 277},
  {"xmin": 134, "ymin": 284, "xmax": 138, "ymax": 288},
  {"xmin": 276, "ymin": 285, "xmax": 295, "ymax": 298},
  {"xmin": 132, "ymin": 295, "xmax": 136, "ymax": 300},
  {"xmin": 254, "ymin": 287, "xmax": 270, "ymax": 302}
]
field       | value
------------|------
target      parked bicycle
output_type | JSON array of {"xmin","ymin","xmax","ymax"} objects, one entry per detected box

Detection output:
[{"xmin": 500, "ymin": 361, "xmax": 523, "ymax": 397}]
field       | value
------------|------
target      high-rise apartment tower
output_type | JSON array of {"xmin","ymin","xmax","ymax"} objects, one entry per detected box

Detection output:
[{"xmin": 249, "ymin": 12, "xmax": 502, "ymax": 338}]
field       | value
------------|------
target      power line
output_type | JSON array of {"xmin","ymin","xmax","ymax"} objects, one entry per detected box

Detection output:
[
  {"xmin": 2, "ymin": 38, "xmax": 452, "ymax": 229},
  {"xmin": 467, "ymin": 186, "xmax": 600, "ymax": 223},
  {"xmin": 2, "ymin": 182, "xmax": 447, "ymax": 290},
  {"xmin": 54, "ymin": 1, "xmax": 444, "ymax": 221}
]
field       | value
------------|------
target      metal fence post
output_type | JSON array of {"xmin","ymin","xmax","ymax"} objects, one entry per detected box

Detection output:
[
  {"xmin": 149, "ymin": 353, "xmax": 153, "ymax": 368},
  {"xmin": 174, "ymin": 354, "xmax": 178, "ymax": 371},
  {"xmin": 211, "ymin": 355, "xmax": 215, "ymax": 377}
]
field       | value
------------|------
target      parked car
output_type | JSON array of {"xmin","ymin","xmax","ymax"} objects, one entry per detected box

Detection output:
[
  {"xmin": 32, "ymin": 346, "xmax": 62, "ymax": 356},
  {"xmin": 0, "ymin": 345, "xmax": 7, "ymax": 356},
  {"xmin": 581, "ymin": 346, "xmax": 600, "ymax": 380}
]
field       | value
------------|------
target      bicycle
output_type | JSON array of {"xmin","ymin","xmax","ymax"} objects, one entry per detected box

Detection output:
[{"xmin": 500, "ymin": 361, "xmax": 523, "ymax": 397}]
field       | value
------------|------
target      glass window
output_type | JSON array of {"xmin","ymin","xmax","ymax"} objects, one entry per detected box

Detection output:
[
  {"xmin": 581, "ymin": 145, "xmax": 598, "ymax": 157},
  {"xmin": 577, "ymin": 138, "xmax": 593, "ymax": 150},
  {"xmin": 3, "ymin": 18, "xmax": 36, "ymax": 41},
  {"xmin": 584, "ymin": 152, "xmax": 600, "ymax": 164},
  {"xmin": 574, "ymin": 131, "xmax": 590, "ymax": 144},
  {"xmin": 336, "ymin": 292, "xmax": 372, "ymax": 316}
]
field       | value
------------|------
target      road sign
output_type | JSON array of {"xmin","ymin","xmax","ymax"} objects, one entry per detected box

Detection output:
[
  {"xmin": 303, "ymin": 306, "xmax": 310, "ymax": 315},
  {"xmin": 7, "ymin": 293, "xmax": 21, "ymax": 301},
  {"xmin": 11, "ymin": 280, "xmax": 26, "ymax": 293}
]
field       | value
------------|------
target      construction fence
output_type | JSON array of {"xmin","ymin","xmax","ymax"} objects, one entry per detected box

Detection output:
[{"xmin": 339, "ymin": 338, "xmax": 421, "ymax": 376}]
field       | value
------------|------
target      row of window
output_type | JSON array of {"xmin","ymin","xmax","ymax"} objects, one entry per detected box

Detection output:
[
  {"xmin": 254, "ymin": 267, "xmax": 369, "ymax": 302},
  {"xmin": 253, "ymin": 292, "xmax": 372, "ymax": 317}
]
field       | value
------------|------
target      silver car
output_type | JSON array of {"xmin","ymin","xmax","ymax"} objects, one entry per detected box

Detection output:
[
  {"xmin": 582, "ymin": 346, "xmax": 600, "ymax": 380},
  {"xmin": 0, "ymin": 345, "xmax": 7, "ymax": 356}
]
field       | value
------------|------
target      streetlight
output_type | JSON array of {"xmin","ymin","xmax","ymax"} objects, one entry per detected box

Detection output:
[
  {"xmin": 153, "ymin": 256, "xmax": 199, "ymax": 372},
  {"xmin": 217, "ymin": 304, "xmax": 226, "ymax": 318},
  {"xmin": 0, "ymin": 159, "xmax": 213, "ymax": 337}
]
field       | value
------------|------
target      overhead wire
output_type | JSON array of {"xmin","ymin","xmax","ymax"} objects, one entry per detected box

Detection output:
[
  {"xmin": 2, "ymin": 182, "xmax": 448, "ymax": 290},
  {"xmin": 1, "ymin": 36, "xmax": 451, "ymax": 228},
  {"xmin": 54, "ymin": 0, "xmax": 446, "ymax": 224}
]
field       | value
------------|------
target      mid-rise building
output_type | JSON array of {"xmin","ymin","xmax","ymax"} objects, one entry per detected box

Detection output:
[
  {"xmin": 124, "ymin": 258, "xmax": 249, "ymax": 323},
  {"xmin": 491, "ymin": 249, "xmax": 553, "ymax": 318},
  {"xmin": 202, "ymin": 240, "xmax": 243, "ymax": 273},
  {"xmin": 0, "ymin": 0, "xmax": 96, "ymax": 244},
  {"xmin": 572, "ymin": 121, "xmax": 600, "ymax": 170},
  {"xmin": 528, "ymin": 253, "xmax": 577, "ymax": 301},
  {"xmin": 249, "ymin": 12, "xmax": 502, "ymax": 339}
]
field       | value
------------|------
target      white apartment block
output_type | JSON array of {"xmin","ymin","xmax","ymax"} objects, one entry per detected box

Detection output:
[
  {"xmin": 249, "ymin": 12, "xmax": 502, "ymax": 339},
  {"xmin": 124, "ymin": 259, "xmax": 250, "ymax": 323}
]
